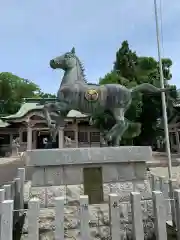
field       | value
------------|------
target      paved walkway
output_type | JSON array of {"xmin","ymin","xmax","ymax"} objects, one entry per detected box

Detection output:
[{"xmin": 0, "ymin": 156, "xmax": 20, "ymax": 165}]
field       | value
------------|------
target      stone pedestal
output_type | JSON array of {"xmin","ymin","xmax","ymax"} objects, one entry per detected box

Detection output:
[
  {"xmin": 25, "ymin": 146, "xmax": 152, "ymax": 207},
  {"xmin": 26, "ymin": 146, "xmax": 152, "ymax": 187}
]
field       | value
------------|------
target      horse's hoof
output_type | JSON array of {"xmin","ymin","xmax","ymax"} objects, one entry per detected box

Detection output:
[
  {"xmin": 106, "ymin": 135, "xmax": 112, "ymax": 141},
  {"xmin": 106, "ymin": 131, "xmax": 116, "ymax": 140},
  {"xmin": 114, "ymin": 144, "xmax": 120, "ymax": 147}
]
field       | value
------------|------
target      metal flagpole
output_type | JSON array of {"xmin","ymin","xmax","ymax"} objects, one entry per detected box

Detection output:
[{"xmin": 153, "ymin": 0, "xmax": 172, "ymax": 179}]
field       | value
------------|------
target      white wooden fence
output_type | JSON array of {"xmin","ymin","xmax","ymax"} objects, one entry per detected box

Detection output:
[
  {"xmin": 1, "ymin": 170, "xmax": 180, "ymax": 239},
  {"xmin": 1, "ymin": 188, "xmax": 180, "ymax": 240},
  {"xmin": 0, "ymin": 167, "xmax": 25, "ymax": 239},
  {"xmin": 150, "ymin": 173, "xmax": 180, "ymax": 225}
]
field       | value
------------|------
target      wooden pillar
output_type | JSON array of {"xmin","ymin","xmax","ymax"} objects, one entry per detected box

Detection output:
[
  {"xmin": 175, "ymin": 129, "xmax": 180, "ymax": 153},
  {"xmin": 88, "ymin": 131, "xmax": 90, "ymax": 147},
  {"xmin": 157, "ymin": 138, "xmax": 160, "ymax": 149},
  {"xmin": 100, "ymin": 133, "xmax": 106, "ymax": 147},
  {"xmin": 27, "ymin": 121, "xmax": 33, "ymax": 151},
  {"xmin": 19, "ymin": 130, "xmax": 23, "ymax": 145},
  {"xmin": 58, "ymin": 127, "xmax": 64, "ymax": 148},
  {"xmin": 9, "ymin": 134, "xmax": 13, "ymax": 153},
  {"xmin": 32, "ymin": 130, "xmax": 37, "ymax": 149}
]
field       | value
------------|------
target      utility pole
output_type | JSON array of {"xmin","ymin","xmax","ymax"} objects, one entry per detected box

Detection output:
[{"xmin": 154, "ymin": 0, "xmax": 172, "ymax": 179}]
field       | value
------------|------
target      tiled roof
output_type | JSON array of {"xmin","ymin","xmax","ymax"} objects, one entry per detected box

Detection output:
[
  {"xmin": 0, "ymin": 119, "xmax": 9, "ymax": 128},
  {"xmin": 1, "ymin": 103, "xmax": 88, "ymax": 120}
]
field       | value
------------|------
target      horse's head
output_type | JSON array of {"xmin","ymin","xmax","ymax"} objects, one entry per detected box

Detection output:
[{"xmin": 50, "ymin": 47, "xmax": 77, "ymax": 70}]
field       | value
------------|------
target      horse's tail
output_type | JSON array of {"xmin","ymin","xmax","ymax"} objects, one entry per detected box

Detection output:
[{"xmin": 131, "ymin": 83, "xmax": 169, "ymax": 94}]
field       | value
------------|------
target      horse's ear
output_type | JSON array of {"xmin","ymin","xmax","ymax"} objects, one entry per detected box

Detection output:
[{"xmin": 71, "ymin": 47, "xmax": 75, "ymax": 54}]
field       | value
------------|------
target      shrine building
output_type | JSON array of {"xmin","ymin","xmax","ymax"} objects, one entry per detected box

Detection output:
[{"xmin": 0, "ymin": 102, "xmax": 102, "ymax": 156}]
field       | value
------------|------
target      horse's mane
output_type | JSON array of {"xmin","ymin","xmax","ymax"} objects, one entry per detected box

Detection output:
[
  {"xmin": 74, "ymin": 55, "xmax": 87, "ymax": 83},
  {"xmin": 73, "ymin": 54, "xmax": 100, "ymax": 86},
  {"xmin": 75, "ymin": 56, "xmax": 99, "ymax": 86}
]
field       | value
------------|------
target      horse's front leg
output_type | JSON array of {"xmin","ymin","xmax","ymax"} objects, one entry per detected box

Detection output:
[
  {"xmin": 106, "ymin": 123, "xmax": 125, "ymax": 146},
  {"xmin": 49, "ymin": 102, "xmax": 69, "ymax": 142},
  {"xmin": 106, "ymin": 108, "xmax": 128, "ymax": 146},
  {"xmin": 42, "ymin": 103, "xmax": 55, "ymax": 129},
  {"xmin": 42, "ymin": 103, "xmax": 56, "ymax": 148},
  {"xmin": 43, "ymin": 102, "xmax": 69, "ymax": 147},
  {"xmin": 114, "ymin": 122, "xmax": 129, "ymax": 146}
]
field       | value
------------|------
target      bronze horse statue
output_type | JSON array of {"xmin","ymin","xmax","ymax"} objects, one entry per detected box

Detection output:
[{"xmin": 43, "ymin": 47, "xmax": 168, "ymax": 146}]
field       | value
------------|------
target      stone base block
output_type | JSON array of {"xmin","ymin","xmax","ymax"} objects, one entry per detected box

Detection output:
[
  {"xmin": 26, "ymin": 146, "xmax": 152, "ymax": 166},
  {"xmin": 25, "ymin": 146, "xmax": 152, "ymax": 187}
]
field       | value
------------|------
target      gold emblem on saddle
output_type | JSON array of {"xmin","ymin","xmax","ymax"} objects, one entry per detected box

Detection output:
[{"xmin": 85, "ymin": 89, "xmax": 99, "ymax": 102}]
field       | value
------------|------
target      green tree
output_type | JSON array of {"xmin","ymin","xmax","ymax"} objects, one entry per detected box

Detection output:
[
  {"xmin": 38, "ymin": 92, "xmax": 56, "ymax": 98},
  {"xmin": 96, "ymin": 41, "xmax": 142, "ymax": 144},
  {"xmin": 113, "ymin": 40, "xmax": 138, "ymax": 81},
  {"xmin": 94, "ymin": 41, "xmax": 177, "ymax": 146},
  {"xmin": 134, "ymin": 57, "xmax": 176, "ymax": 146},
  {"xmin": 0, "ymin": 72, "xmax": 56, "ymax": 115}
]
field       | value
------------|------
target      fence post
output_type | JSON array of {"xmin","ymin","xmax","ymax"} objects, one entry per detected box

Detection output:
[
  {"xmin": 109, "ymin": 193, "xmax": 120, "ymax": 240},
  {"xmin": 11, "ymin": 180, "xmax": 15, "ymax": 200},
  {"xmin": 14, "ymin": 178, "xmax": 21, "ymax": 204},
  {"xmin": 17, "ymin": 168, "xmax": 25, "ymax": 210},
  {"xmin": 54, "ymin": 197, "xmax": 64, "ymax": 240},
  {"xmin": 14, "ymin": 178, "xmax": 21, "ymax": 222},
  {"xmin": 28, "ymin": 198, "xmax": 40, "ymax": 240},
  {"xmin": 169, "ymin": 179, "xmax": 177, "ymax": 227},
  {"xmin": 3, "ymin": 184, "xmax": 11, "ymax": 200},
  {"xmin": 174, "ymin": 189, "xmax": 180, "ymax": 239},
  {"xmin": 152, "ymin": 191, "xmax": 167, "ymax": 240},
  {"xmin": 1, "ymin": 200, "xmax": 14, "ymax": 240},
  {"xmin": 159, "ymin": 176, "xmax": 165, "ymax": 193},
  {"xmin": 130, "ymin": 192, "xmax": 144, "ymax": 240},
  {"xmin": 0, "ymin": 189, "xmax": 5, "ymax": 238},
  {"xmin": 159, "ymin": 176, "xmax": 170, "ymax": 219},
  {"xmin": 79, "ymin": 195, "xmax": 90, "ymax": 240},
  {"xmin": 151, "ymin": 174, "xmax": 159, "ymax": 191},
  {"xmin": 110, "ymin": 184, "xmax": 116, "ymax": 194}
]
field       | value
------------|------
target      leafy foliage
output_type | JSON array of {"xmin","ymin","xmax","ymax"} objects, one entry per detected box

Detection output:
[
  {"xmin": 0, "ymin": 72, "xmax": 56, "ymax": 115},
  {"xmin": 94, "ymin": 41, "xmax": 177, "ymax": 146}
]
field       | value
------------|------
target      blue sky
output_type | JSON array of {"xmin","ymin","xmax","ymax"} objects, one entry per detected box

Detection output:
[{"xmin": 0, "ymin": 0, "xmax": 180, "ymax": 94}]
